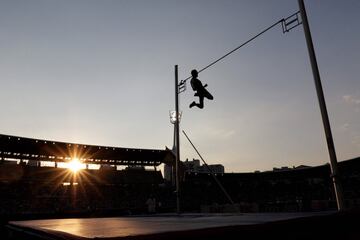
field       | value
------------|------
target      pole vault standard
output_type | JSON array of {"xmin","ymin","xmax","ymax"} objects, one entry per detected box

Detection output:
[
  {"xmin": 174, "ymin": 65, "xmax": 181, "ymax": 214},
  {"xmin": 174, "ymin": 2, "xmax": 344, "ymax": 212},
  {"xmin": 298, "ymin": 0, "xmax": 344, "ymax": 211}
]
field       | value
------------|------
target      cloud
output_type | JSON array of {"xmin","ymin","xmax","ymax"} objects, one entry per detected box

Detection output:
[
  {"xmin": 341, "ymin": 123, "xmax": 350, "ymax": 131},
  {"xmin": 343, "ymin": 95, "xmax": 360, "ymax": 105},
  {"xmin": 210, "ymin": 129, "xmax": 236, "ymax": 139},
  {"xmin": 223, "ymin": 130, "xmax": 236, "ymax": 138}
]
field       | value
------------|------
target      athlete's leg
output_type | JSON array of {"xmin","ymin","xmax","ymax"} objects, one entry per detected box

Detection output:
[
  {"xmin": 204, "ymin": 91, "xmax": 214, "ymax": 100},
  {"xmin": 198, "ymin": 96, "xmax": 204, "ymax": 109}
]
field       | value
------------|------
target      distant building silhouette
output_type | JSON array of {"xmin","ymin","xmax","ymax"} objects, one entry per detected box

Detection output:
[
  {"xmin": 183, "ymin": 158, "xmax": 225, "ymax": 174},
  {"xmin": 272, "ymin": 165, "xmax": 310, "ymax": 172}
]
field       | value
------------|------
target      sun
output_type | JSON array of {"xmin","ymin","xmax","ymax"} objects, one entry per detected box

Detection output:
[{"xmin": 68, "ymin": 158, "xmax": 83, "ymax": 173}]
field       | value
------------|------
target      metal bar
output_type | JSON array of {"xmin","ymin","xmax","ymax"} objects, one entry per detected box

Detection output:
[
  {"xmin": 174, "ymin": 65, "xmax": 181, "ymax": 214},
  {"xmin": 285, "ymin": 24, "xmax": 302, "ymax": 33},
  {"xmin": 182, "ymin": 18, "xmax": 283, "ymax": 82},
  {"xmin": 298, "ymin": 0, "xmax": 345, "ymax": 211},
  {"xmin": 285, "ymin": 18, "xmax": 298, "ymax": 27},
  {"xmin": 282, "ymin": 11, "xmax": 302, "ymax": 33},
  {"xmin": 281, "ymin": 20, "xmax": 286, "ymax": 33},
  {"xmin": 284, "ymin": 11, "xmax": 300, "ymax": 21},
  {"xmin": 182, "ymin": 130, "xmax": 237, "ymax": 210}
]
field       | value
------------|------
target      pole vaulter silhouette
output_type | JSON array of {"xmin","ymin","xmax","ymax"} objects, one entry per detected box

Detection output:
[{"xmin": 189, "ymin": 69, "xmax": 214, "ymax": 109}]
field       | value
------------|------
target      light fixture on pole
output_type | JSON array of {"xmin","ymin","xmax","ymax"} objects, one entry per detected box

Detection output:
[{"xmin": 169, "ymin": 111, "xmax": 182, "ymax": 124}]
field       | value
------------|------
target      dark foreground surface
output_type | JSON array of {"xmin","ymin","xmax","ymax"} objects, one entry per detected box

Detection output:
[{"xmin": 3, "ymin": 210, "xmax": 360, "ymax": 240}]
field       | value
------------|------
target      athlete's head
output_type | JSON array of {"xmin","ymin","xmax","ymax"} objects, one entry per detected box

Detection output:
[{"xmin": 191, "ymin": 69, "xmax": 198, "ymax": 78}]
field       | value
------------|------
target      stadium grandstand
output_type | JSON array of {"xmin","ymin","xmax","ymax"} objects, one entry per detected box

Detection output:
[
  {"xmin": 0, "ymin": 134, "xmax": 174, "ymax": 167},
  {"xmin": 0, "ymin": 134, "xmax": 176, "ymax": 216}
]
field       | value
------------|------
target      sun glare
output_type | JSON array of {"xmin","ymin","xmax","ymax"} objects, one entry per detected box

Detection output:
[{"xmin": 68, "ymin": 158, "xmax": 83, "ymax": 173}]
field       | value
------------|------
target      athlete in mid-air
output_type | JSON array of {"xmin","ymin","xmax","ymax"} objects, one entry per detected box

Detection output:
[{"xmin": 189, "ymin": 69, "xmax": 214, "ymax": 109}]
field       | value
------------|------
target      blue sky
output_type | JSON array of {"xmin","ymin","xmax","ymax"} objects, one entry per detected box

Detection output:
[{"xmin": 0, "ymin": 0, "xmax": 359, "ymax": 172}]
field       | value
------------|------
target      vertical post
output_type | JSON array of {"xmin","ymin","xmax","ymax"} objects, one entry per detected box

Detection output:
[
  {"xmin": 298, "ymin": 0, "xmax": 345, "ymax": 211},
  {"xmin": 174, "ymin": 65, "xmax": 181, "ymax": 214}
]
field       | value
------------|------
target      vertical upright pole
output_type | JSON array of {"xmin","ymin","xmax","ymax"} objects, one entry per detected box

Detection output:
[
  {"xmin": 174, "ymin": 65, "xmax": 181, "ymax": 214},
  {"xmin": 298, "ymin": 0, "xmax": 345, "ymax": 211}
]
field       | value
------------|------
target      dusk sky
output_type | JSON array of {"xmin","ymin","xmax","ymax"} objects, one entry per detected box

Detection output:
[{"xmin": 0, "ymin": 0, "xmax": 359, "ymax": 172}]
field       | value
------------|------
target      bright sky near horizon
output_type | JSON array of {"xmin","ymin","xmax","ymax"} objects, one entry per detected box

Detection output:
[{"xmin": 0, "ymin": 0, "xmax": 359, "ymax": 172}]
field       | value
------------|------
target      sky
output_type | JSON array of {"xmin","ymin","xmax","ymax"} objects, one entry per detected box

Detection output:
[{"xmin": 0, "ymin": 0, "xmax": 359, "ymax": 173}]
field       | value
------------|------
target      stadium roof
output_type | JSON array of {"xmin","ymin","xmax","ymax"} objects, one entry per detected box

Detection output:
[{"xmin": 0, "ymin": 134, "xmax": 174, "ymax": 166}]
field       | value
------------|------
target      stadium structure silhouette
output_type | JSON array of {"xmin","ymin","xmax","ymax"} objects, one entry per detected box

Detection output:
[
  {"xmin": 0, "ymin": 133, "xmax": 359, "ymax": 240},
  {"xmin": 1, "ymin": 133, "xmax": 359, "ymax": 215}
]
